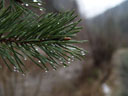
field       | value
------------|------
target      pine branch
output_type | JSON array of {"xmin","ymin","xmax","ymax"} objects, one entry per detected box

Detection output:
[{"xmin": 0, "ymin": 1, "xmax": 87, "ymax": 73}]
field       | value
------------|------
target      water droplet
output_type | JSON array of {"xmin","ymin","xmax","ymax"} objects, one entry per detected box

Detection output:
[
  {"xmin": 81, "ymin": 51, "xmax": 86, "ymax": 56},
  {"xmin": 68, "ymin": 62, "xmax": 71, "ymax": 64},
  {"xmin": 25, "ymin": 4, "xmax": 29, "ymax": 6},
  {"xmin": 14, "ymin": 69, "xmax": 17, "ymax": 72},
  {"xmin": 36, "ymin": 48, "xmax": 39, "ymax": 51},
  {"xmin": 13, "ymin": 66, "xmax": 18, "ymax": 72},
  {"xmin": 8, "ymin": 45, "xmax": 11, "ymax": 47},
  {"xmin": 38, "ymin": 24, "xmax": 40, "ymax": 27},
  {"xmin": 38, "ymin": 60, "xmax": 41, "ymax": 63},
  {"xmin": 52, "ymin": 44, "xmax": 55, "ymax": 47},
  {"xmin": 57, "ymin": 22, "xmax": 60, "ymax": 24},
  {"xmin": 53, "ymin": 68, "xmax": 56, "ymax": 71},
  {"xmin": 63, "ymin": 66, "xmax": 66, "ymax": 68},
  {"xmin": 60, "ymin": 61, "xmax": 63, "ymax": 64},
  {"xmin": 38, "ymin": 3, "xmax": 42, "ymax": 5},
  {"xmin": 59, "ymin": 58, "xmax": 62, "ymax": 60},
  {"xmin": 70, "ymin": 22, "xmax": 74, "ymax": 24},
  {"xmin": 17, "ymin": 38, "xmax": 20, "ymax": 40},
  {"xmin": 42, "ymin": 38, "xmax": 45, "ymax": 40},
  {"xmin": 50, "ymin": 62, "xmax": 53, "ymax": 64},
  {"xmin": 71, "ymin": 56, "xmax": 74, "ymax": 61},
  {"xmin": 40, "ymin": 8, "xmax": 43, "ymax": 11},
  {"xmin": 33, "ymin": 0, "xmax": 38, "ymax": 2},
  {"xmin": 45, "ymin": 70, "xmax": 48, "ymax": 73},
  {"xmin": 68, "ymin": 58, "xmax": 71, "ymax": 61},
  {"xmin": 24, "ymin": 57, "xmax": 27, "ymax": 61},
  {"xmin": 50, "ymin": 51, "xmax": 53, "ymax": 53},
  {"xmin": 1, "ymin": 35, "xmax": 5, "ymax": 38},
  {"xmin": 22, "ymin": 74, "xmax": 25, "ymax": 77},
  {"xmin": 14, "ymin": 66, "xmax": 16, "ymax": 69}
]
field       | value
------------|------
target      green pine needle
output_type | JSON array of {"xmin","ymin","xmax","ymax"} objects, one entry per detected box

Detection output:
[{"xmin": 0, "ymin": 1, "xmax": 87, "ymax": 73}]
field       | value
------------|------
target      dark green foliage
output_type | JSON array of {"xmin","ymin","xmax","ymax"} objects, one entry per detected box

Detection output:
[{"xmin": 0, "ymin": 0, "xmax": 87, "ymax": 73}]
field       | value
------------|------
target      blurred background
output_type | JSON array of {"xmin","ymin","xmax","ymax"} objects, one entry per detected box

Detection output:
[{"xmin": 1, "ymin": 0, "xmax": 128, "ymax": 96}]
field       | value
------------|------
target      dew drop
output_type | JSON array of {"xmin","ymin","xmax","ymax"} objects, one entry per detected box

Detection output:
[
  {"xmin": 68, "ymin": 58, "xmax": 71, "ymax": 61},
  {"xmin": 53, "ymin": 68, "xmax": 56, "ymax": 71},
  {"xmin": 60, "ymin": 61, "xmax": 63, "ymax": 64},
  {"xmin": 53, "ymin": 66, "xmax": 56, "ymax": 68},
  {"xmin": 53, "ymin": 66, "xmax": 56, "ymax": 70},
  {"xmin": 25, "ymin": 4, "xmax": 29, "ymax": 6},
  {"xmin": 50, "ymin": 51, "xmax": 53, "ymax": 53},
  {"xmin": 45, "ymin": 70, "xmax": 48, "ymax": 73},
  {"xmin": 59, "ymin": 58, "xmax": 62, "ymax": 60},
  {"xmin": 70, "ymin": 22, "xmax": 74, "ymax": 24},
  {"xmin": 36, "ymin": 48, "xmax": 39, "ymax": 51},
  {"xmin": 68, "ymin": 62, "xmax": 71, "ymax": 64},
  {"xmin": 14, "ymin": 66, "xmax": 16, "ymax": 69},
  {"xmin": 22, "ymin": 74, "xmax": 25, "ymax": 77},
  {"xmin": 17, "ymin": 38, "xmax": 20, "ymax": 40},
  {"xmin": 24, "ymin": 57, "xmax": 27, "ymax": 61},
  {"xmin": 50, "ymin": 62, "xmax": 53, "ymax": 64},
  {"xmin": 1, "ymin": 35, "xmax": 5, "ymax": 38},
  {"xmin": 38, "ymin": 60, "xmax": 41, "ymax": 63},
  {"xmin": 40, "ymin": 8, "xmax": 43, "ymax": 11},
  {"xmin": 13, "ymin": 66, "xmax": 17, "ymax": 72},
  {"xmin": 81, "ymin": 51, "xmax": 86, "ymax": 56},
  {"xmin": 8, "ymin": 45, "xmax": 11, "ymax": 47},
  {"xmin": 71, "ymin": 56, "xmax": 74, "ymax": 61},
  {"xmin": 63, "ymin": 65, "xmax": 66, "ymax": 68},
  {"xmin": 38, "ymin": 24, "xmax": 40, "ymax": 27},
  {"xmin": 42, "ymin": 38, "xmax": 45, "ymax": 40},
  {"xmin": 38, "ymin": 3, "xmax": 42, "ymax": 5},
  {"xmin": 33, "ymin": 0, "xmax": 38, "ymax": 2},
  {"xmin": 52, "ymin": 44, "xmax": 55, "ymax": 47}
]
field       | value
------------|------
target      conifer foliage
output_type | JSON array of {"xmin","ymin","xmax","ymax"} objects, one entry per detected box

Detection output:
[{"xmin": 0, "ymin": 0, "xmax": 87, "ymax": 73}]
